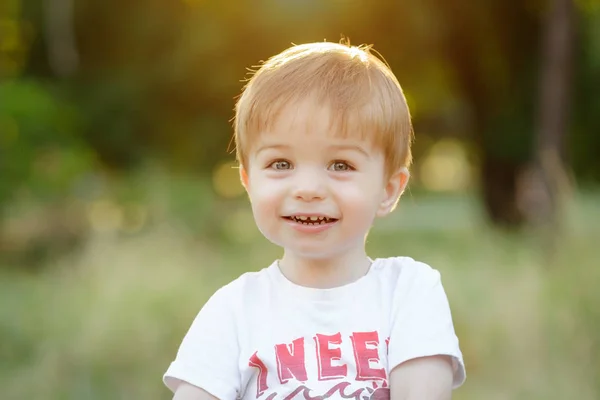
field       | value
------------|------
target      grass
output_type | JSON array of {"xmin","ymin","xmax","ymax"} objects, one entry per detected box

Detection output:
[{"xmin": 1, "ymin": 173, "xmax": 599, "ymax": 400}]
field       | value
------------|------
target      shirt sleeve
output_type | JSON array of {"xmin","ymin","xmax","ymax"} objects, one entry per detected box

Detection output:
[
  {"xmin": 387, "ymin": 260, "xmax": 466, "ymax": 389},
  {"xmin": 163, "ymin": 286, "xmax": 241, "ymax": 399}
]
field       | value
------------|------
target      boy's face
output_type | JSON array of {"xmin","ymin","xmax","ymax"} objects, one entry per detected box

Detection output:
[{"xmin": 240, "ymin": 96, "xmax": 408, "ymax": 260}]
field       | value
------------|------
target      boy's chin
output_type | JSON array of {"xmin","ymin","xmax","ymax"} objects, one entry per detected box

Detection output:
[{"xmin": 281, "ymin": 245, "xmax": 346, "ymax": 261}]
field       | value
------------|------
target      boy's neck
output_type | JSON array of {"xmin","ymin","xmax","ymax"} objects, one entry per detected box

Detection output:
[{"xmin": 278, "ymin": 247, "xmax": 372, "ymax": 289}]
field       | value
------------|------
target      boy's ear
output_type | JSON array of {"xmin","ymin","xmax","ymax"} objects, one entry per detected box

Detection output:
[
  {"xmin": 377, "ymin": 167, "xmax": 410, "ymax": 217},
  {"xmin": 239, "ymin": 165, "xmax": 250, "ymax": 191}
]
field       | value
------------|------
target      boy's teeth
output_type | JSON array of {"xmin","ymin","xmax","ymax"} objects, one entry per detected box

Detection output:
[{"xmin": 290, "ymin": 215, "xmax": 335, "ymax": 225}]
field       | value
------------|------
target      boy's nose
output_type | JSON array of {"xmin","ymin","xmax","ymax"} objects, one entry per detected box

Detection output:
[{"xmin": 292, "ymin": 170, "xmax": 327, "ymax": 201}]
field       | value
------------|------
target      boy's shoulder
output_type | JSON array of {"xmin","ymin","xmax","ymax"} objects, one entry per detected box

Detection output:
[
  {"xmin": 206, "ymin": 262, "xmax": 276, "ymax": 305},
  {"xmin": 212, "ymin": 256, "xmax": 443, "ymax": 301},
  {"xmin": 222, "ymin": 263, "xmax": 275, "ymax": 290},
  {"xmin": 372, "ymin": 256, "xmax": 442, "ymax": 283}
]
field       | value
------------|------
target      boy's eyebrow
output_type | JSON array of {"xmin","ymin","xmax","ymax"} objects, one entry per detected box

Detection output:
[
  {"xmin": 255, "ymin": 144, "xmax": 290, "ymax": 154},
  {"xmin": 255, "ymin": 143, "xmax": 370, "ymax": 158},
  {"xmin": 328, "ymin": 144, "xmax": 371, "ymax": 158}
]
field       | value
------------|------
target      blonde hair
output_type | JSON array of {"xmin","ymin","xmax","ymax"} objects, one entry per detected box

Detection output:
[{"xmin": 233, "ymin": 40, "xmax": 413, "ymax": 177}]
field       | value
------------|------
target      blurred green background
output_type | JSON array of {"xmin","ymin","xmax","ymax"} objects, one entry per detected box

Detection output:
[{"xmin": 1, "ymin": 0, "xmax": 599, "ymax": 399}]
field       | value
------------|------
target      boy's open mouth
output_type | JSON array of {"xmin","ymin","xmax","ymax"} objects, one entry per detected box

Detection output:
[{"xmin": 283, "ymin": 215, "xmax": 338, "ymax": 226}]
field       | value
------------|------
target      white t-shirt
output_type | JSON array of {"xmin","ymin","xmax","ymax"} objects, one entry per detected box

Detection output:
[{"xmin": 164, "ymin": 256, "xmax": 466, "ymax": 399}]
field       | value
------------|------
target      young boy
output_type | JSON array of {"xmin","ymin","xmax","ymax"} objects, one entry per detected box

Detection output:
[{"xmin": 164, "ymin": 41, "xmax": 466, "ymax": 400}]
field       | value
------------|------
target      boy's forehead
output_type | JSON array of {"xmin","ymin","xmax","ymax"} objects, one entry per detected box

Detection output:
[
  {"xmin": 253, "ymin": 96, "xmax": 376, "ymax": 149},
  {"xmin": 253, "ymin": 125, "xmax": 376, "ymax": 154}
]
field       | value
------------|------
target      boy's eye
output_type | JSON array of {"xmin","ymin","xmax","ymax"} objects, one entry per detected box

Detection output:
[
  {"xmin": 270, "ymin": 160, "xmax": 292, "ymax": 170},
  {"xmin": 329, "ymin": 161, "xmax": 353, "ymax": 171}
]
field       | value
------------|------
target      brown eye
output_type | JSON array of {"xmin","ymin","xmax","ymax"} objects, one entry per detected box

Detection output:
[{"xmin": 271, "ymin": 160, "xmax": 292, "ymax": 170}]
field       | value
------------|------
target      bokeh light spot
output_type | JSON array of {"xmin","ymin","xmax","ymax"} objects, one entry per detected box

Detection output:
[
  {"xmin": 419, "ymin": 139, "xmax": 473, "ymax": 192},
  {"xmin": 212, "ymin": 161, "xmax": 245, "ymax": 198},
  {"xmin": 88, "ymin": 200, "xmax": 123, "ymax": 233},
  {"xmin": 122, "ymin": 204, "xmax": 148, "ymax": 234}
]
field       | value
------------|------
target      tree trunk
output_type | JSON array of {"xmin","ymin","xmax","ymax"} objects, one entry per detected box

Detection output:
[
  {"xmin": 43, "ymin": 0, "xmax": 79, "ymax": 77},
  {"xmin": 519, "ymin": 0, "xmax": 575, "ymax": 229},
  {"xmin": 436, "ymin": 2, "xmax": 540, "ymax": 228}
]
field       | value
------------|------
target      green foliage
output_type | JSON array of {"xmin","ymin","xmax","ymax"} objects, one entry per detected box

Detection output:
[
  {"xmin": 570, "ymin": 5, "xmax": 600, "ymax": 183},
  {"xmin": 71, "ymin": 77, "xmax": 146, "ymax": 170},
  {"xmin": 0, "ymin": 79, "xmax": 95, "ymax": 210}
]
